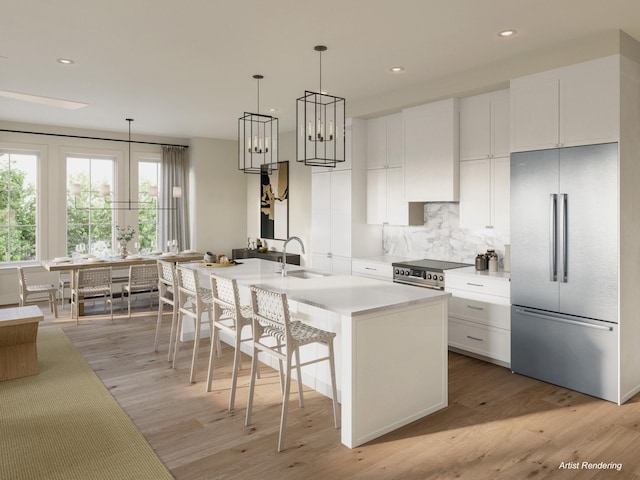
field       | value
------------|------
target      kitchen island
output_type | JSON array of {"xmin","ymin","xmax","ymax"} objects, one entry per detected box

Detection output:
[{"xmin": 184, "ymin": 259, "xmax": 450, "ymax": 448}]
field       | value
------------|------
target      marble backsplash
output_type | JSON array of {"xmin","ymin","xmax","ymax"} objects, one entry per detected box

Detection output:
[{"xmin": 382, "ymin": 203, "xmax": 510, "ymax": 267}]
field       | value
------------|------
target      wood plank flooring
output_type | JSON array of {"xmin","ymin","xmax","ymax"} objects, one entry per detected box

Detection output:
[{"xmin": 25, "ymin": 301, "xmax": 640, "ymax": 479}]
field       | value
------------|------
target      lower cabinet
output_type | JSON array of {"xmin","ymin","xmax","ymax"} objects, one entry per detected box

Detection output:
[
  {"xmin": 351, "ymin": 259, "xmax": 393, "ymax": 281},
  {"xmin": 445, "ymin": 270, "xmax": 511, "ymax": 366}
]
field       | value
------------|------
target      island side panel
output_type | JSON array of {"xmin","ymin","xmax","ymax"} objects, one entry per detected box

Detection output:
[{"xmin": 341, "ymin": 299, "xmax": 448, "ymax": 448}]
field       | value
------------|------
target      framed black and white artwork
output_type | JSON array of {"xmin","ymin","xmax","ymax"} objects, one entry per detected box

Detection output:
[{"xmin": 260, "ymin": 161, "xmax": 289, "ymax": 240}]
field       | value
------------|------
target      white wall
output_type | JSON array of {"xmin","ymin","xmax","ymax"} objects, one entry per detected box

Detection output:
[{"xmin": 190, "ymin": 137, "xmax": 247, "ymax": 258}]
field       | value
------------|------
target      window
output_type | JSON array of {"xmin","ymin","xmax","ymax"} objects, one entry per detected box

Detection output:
[
  {"xmin": 138, "ymin": 159, "xmax": 160, "ymax": 250},
  {"xmin": 0, "ymin": 151, "xmax": 38, "ymax": 262},
  {"xmin": 66, "ymin": 155, "xmax": 114, "ymax": 256}
]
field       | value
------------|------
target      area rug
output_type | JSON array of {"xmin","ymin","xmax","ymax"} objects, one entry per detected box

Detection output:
[{"xmin": 0, "ymin": 327, "xmax": 174, "ymax": 480}]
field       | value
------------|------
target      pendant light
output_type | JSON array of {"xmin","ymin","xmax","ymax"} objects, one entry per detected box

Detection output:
[
  {"xmin": 70, "ymin": 118, "xmax": 181, "ymax": 210},
  {"xmin": 296, "ymin": 45, "xmax": 346, "ymax": 167},
  {"xmin": 238, "ymin": 74, "xmax": 279, "ymax": 174}
]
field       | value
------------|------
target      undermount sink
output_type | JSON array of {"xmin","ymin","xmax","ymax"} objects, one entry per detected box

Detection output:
[{"xmin": 283, "ymin": 269, "xmax": 327, "ymax": 279}]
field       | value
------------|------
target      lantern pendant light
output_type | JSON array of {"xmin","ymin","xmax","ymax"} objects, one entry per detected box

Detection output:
[
  {"xmin": 238, "ymin": 74, "xmax": 279, "ymax": 174},
  {"xmin": 296, "ymin": 45, "xmax": 346, "ymax": 167}
]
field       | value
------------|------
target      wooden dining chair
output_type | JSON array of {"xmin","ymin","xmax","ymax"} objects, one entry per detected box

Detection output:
[
  {"xmin": 174, "ymin": 265, "xmax": 219, "ymax": 383},
  {"xmin": 121, "ymin": 263, "xmax": 159, "ymax": 319},
  {"xmin": 155, "ymin": 260, "xmax": 179, "ymax": 362},
  {"xmin": 17, "ymin": 266, "xmax": 58, "ymax": 318},
  {"xmin": 206, "ymin": 273, "xmax": 254, "ymax": 409},
  {"xmin": 71, "ymin": 267, "xmax": 113, "ymax": 325},
  {"xmin": 245, "ymin": 285, "xmax": 340, "ymax": 452}
]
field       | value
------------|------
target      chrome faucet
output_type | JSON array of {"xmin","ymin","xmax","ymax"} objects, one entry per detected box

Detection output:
[{"xmin": 281, "ymin": 236, "xmax": 305, "ymax": 276}]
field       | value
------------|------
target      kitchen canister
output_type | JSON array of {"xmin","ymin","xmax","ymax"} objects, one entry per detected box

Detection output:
[
  {"xmin": 475, "ymin": 254, "xmax": 488, "ymax": 271},
  {"xmin": 488, "ymin": 256, "xmax": 498, "ymax": 272}
]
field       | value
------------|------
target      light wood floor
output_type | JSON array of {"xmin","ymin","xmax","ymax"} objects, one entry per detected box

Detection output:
[{"xmin": 25, "ymin": 300, "xmax": 640, "ymax": 479}]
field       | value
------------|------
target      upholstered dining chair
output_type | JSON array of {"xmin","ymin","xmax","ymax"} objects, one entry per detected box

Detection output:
[
  {"xmin": 71, "ymin": 267, "xmax": 113, "ymax": 325},
  {"xmin": 121, "ymin": 263, "xmax": 159, "ymax": 319},
  {"xmin": 206, "ymin": 273, "xmax": 254, "ymax": 409},
  {"xmin": 174, "ymin": 265, "xmax": 219, "ymax": 383},
  {"xmin": 245, "ymin": 285, "xmax": 340, "ymax": 452},
  {"xmin": 17, "ymin": 266, "xmax": 58, "ymax": 318}
]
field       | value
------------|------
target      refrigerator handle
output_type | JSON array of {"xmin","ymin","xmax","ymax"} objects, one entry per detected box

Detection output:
[
  {"xmin": 515, "ymin": 308, "xmax": 613, "ymax": 331},
  {"xmin": 561, "ymin": 193, "xmax": 568, "ymax": 283},
  {"xmin": 549, "ymin": 194, "xmax": 557, "ymax": 282}
]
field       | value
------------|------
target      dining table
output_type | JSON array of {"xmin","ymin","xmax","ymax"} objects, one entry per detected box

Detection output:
[{"xmin": 42, "ymin": 251, "xmax": 204, "ymax": 316}]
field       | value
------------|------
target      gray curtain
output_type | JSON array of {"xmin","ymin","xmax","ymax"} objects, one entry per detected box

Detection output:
[{"xmin": 159, "ymin": 146, "xmax": 190, "ymax": 251}]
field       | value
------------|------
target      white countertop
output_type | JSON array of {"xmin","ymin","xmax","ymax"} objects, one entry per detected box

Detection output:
[
  {"xmin": 351, "ymin": 255, "xmax": 416, "ymax": 265},
  {"xmin": 185, "ymin": 258, "xmax": 449, "ymax": 316},
  {"xmin": 446, "ymin": 265, "xmax": 511, "ymax": 281}
]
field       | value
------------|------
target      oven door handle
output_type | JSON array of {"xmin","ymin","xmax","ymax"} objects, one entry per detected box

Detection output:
[{"xmin": 392, "ymin": 278, "xmax": 444, "ymax": 290}]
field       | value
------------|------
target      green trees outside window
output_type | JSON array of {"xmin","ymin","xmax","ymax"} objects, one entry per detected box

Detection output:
[
  {"xmin": 0, "ymin": 152, "xmax": 37, "ymax": 262},
  {"xmin": 66, "ymin": 156, "xmax": 114, "ymax": 256}
]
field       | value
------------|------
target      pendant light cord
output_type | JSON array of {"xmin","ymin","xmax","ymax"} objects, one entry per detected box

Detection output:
[
  {"xmin": 319, "ymin": 49, "xmax": 322, "ymax": 94},
  {"xmin": 127, "ymin": 118, "xmax": 133, "ymax": 209}
]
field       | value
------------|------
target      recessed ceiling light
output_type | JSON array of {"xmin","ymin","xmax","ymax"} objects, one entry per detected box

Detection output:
[
  {"xmin": 498, "ymin": 30, "xmax": 517, "ymax": 38},
  {"xmin": 57, "ymin": 58, "xmax": 75, "ymax": 65},
  {"xmin": 390, "ymin": 66, "xmax": 405, "ymax": 73},
  {"xmin": 268, "ymin": 108, "xmax": 279, "ymax": 113}
]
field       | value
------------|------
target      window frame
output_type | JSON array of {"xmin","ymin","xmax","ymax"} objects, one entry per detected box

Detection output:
[{"xmin": 0, "ymin": 143, "xmax": 47, "ymax": 266}]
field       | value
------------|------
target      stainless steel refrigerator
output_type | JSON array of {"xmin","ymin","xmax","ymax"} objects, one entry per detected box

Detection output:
[{"xmin": 510, "ymin": 143, "xmax": 619, "ymax": 403}]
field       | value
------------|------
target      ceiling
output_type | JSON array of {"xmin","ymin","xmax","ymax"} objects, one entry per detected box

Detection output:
[{"xmin": 2, "ymin": 0, "xmax": 640, "ymax": 140}]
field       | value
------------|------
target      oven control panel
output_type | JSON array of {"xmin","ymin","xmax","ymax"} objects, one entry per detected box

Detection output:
[{"xmin": 393, "ymin": 267, "xmax": 445, "ymax": 289}]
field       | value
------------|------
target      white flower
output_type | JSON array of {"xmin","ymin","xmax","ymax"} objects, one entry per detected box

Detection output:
[{"xmin": 116, "ymin": 225, "xmax": 136, "ymax": 243}]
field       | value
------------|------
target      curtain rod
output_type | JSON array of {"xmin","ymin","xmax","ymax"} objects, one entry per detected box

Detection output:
[{"xmin": 0, "ymin": 128, "xmax": 189, "ymax": 148}]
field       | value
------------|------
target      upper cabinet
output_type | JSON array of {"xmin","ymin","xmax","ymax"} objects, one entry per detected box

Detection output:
[
  {"xmin": 459, "ymin": 89, "xmax": 510, "ymax": 161},
  {"xmin": 459, "ymin": 157, "xmax": 510, "ymax": 229},
  {"xmin": 366, "ymin": 113, "xmax": 423, "ymax": 226},
  {"xmin": 366, "ymin": 113, "xmax": 403, "ymax": 169},
  {"xmin": 510, "ymin": 55, "xmax": 620, "ymax": 152},
  {"xmin": 403, "ymin": 98, "xmax": 459, "ymax": 202}
]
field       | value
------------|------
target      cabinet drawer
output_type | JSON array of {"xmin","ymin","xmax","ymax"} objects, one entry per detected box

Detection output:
[
  {"xmin": 448, "ymin": 317, "xmax": 510, "ymax": 363},
  {"xmin": 448, "ymin": 293, "xmax": 511, "ymax": 330},
  {"xmin": 445, "ymin": 274, "xmax": 510, "ymax": 297},
  {"xmin": 351, "ymin": 261, "xmax": 393, "ymax": 281}
]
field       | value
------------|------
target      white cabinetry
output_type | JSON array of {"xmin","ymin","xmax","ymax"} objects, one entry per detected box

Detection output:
[
  {"xmin": 459, "ymin": 89, "xmax": 510, "ymax": 161},
  {"xmin": 445, "ymin": 269, "xmax": 511, "ymax": 366},
  {"xmin": 351, "ymin": 258, "xmax": 393, "ymax": 282},
  {"xmin": 459, "ymin": 90, "xmax": 510, "ymax": 229},
  {"xmin": 459, "ymin": 157, "xmax": 510, "ymax": 229},
  {"xmin": 366, "ymin": 113, "xmax": 423, "ymax": 226},
  {"xmin": 311, "ymin": 169, "xmax": 352, "ymax": 274},
  {"xmin": 311, "ymin": 119, "xmax": 380, "ymax": 275},
  {"xmin": 403, "ymin": 98, "xmax": 459, "ymax": 202},
  {"xmin": 510, "ymin": 55, "xmax": 619, "ymax": 152}
]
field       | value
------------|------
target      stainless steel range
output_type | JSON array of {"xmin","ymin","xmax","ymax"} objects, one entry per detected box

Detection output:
[{"xmin": 392, "ymin": 259, "xmax": 472, "ymax": 290}]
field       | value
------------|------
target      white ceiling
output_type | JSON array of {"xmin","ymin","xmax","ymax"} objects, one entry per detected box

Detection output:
[{"xmin": 2, "ymin": 0, "xmax": 640, "ymax": 140}]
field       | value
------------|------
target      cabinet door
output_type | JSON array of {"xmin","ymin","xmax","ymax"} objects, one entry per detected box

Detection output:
[
  {"xmin": 385, "ymin": 166, "xmax": 408, "ymax": 225},
  {"xmin": 491, "ymin": 91, "xmax": 510, "ymax": 158},
  {"xmin": 386, "ymin": 113, "xmax": 403, "ymax": 168},
  {"xmin": 403, "ymin": 98, "xmax": 459, "ymax": 201},
  {"xmin": 366, "ymin": 168, "xmax": 387, "ymax": 224},
  {"xmin": 459, "ymin": 94, "xmax": 490, "ymax": 161},
  {"xmin": 311, "ymin": 172, "xmax": 332, "ymax": 254},
  {"xmin": 330, "ymin": 170, "xmax": 352, "ymax": 257},
  {"xmin": 560, "ymin": 64, "xmax": 619, "ymax": 147},
  {"xmin": 459, "ymin": 160, "xmax": 490, "ymax": 229},
  {"xmin": 311, "ymin": 253, "xmax": 332, "ymax": 273},
  {"xmin": 510, "ymin": 77, "xmax": 559, "ymax": 151},
  {"xmin": 331, "ymin": 255, "xmax": 353, "ymax": 275},
  {"xmin": 366, "ymin": 116, "xmax": 387, "ymax": 169},
  {"xmin": 490, "ymin": 157, "xmax": 510, "ymax": 229}
]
